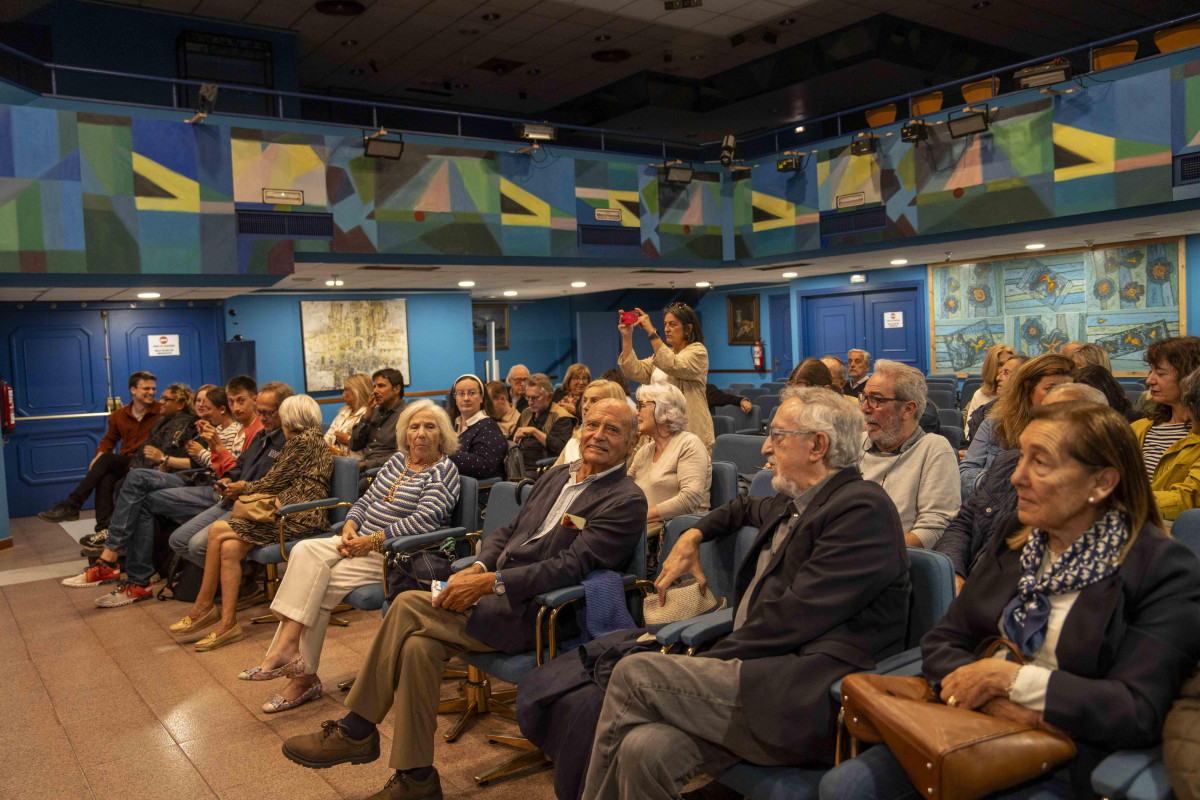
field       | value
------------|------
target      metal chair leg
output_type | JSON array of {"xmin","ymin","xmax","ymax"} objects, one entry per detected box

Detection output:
[
  {"xmin": 338, "ymin": 677, "xmax": 356, "ymax": 691},
  {"xmin": 474, "ymin": 735, "xmax": 550, "ymax": 785},
  {"xmin": 437, "ymin": 665, "xmax": 517, "ymax": 742}
]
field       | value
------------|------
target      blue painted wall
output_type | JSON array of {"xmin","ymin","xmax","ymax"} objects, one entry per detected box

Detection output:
[
  {"xmin": 223, "ymin": 292, "xmax": 474, "ymax": 424},
  {"xmin": 694, "ymin": 284, "xmax": 787, "ymax": 387}
]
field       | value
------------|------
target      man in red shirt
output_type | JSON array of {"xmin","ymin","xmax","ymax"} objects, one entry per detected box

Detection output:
[{"xmin": 39, "ymin": 371, "xmax": 161, "ymax": 531}]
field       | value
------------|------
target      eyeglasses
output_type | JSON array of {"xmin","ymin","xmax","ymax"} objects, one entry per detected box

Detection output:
[
  {"xmin": 453, "ymin": 390, "xmax": 480, "ymax": 398},
  {"xmin": 524, "ymin": 393, "xmax": 545, "ymax": 401},
  {"xmin": 768, "ymin": 427, "xmax": 815, "ymax": 444},
  {"xmin": 162, "ymin": 394, "xmax": 179, "ymax": 403},
  {"xmin": 859, "ymin": 394, "xmax": 902, "ymax": 409},
  {"xmin": 636, "ymin": 400, "xmax": 656, "ymax": 410}
]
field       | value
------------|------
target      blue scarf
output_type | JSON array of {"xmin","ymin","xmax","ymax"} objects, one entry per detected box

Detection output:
[{"xmin": 1001, "ymin": 509, "xmax": 1128, "ymax": 658}]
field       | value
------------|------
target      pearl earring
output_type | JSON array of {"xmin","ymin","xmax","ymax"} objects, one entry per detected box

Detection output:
[{"xmin": 1088, "ymin": 495, "xmax": 1096, "ymax": 504}]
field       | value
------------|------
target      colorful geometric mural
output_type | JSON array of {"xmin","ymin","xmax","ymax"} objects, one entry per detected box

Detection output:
[
  {"xmin": 932, "ymin": 240, "xmax": 1184, "ymax": 374},
  {"xmin": 656, "ymin": 169, "xmax": 723, "ymax": 260}
]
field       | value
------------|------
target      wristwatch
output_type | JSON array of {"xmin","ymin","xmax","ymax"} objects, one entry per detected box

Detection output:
[
  {"xmin": 494, "ymin": 571, "xmax": 506, "ymax": 596},
  {"xmin": 647, "ymin": 329, "xmax": 659, "ymax": 339}
]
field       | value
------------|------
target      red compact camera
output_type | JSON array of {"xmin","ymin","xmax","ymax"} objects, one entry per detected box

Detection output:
[{"xmin": 620, "ymin": 311, "xmax": 639, "ymax": 325}]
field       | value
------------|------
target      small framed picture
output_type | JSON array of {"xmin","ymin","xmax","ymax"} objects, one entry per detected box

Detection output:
[
  {"xmin": 473, "ymin": 304, "xmax": 509, "ymax": 351},
  {"xmin": 726, "ymin": 294, "xmax": 760, "ymax": 345}
]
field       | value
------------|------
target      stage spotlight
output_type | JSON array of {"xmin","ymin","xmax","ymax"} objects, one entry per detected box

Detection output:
[
  {"xmin": 901, "ymin": 121, "xmax": 928, "ymax": 143},
  {"xmin": 777, "ymin": 155, "xmax": 802, "ymax": 172},
  {"xmin": 520, "ymin": 122, "xmax": 557, "ymax": 141},
  {"xmin": 719, "ymin": 134, "xmax": 736, "ymax": 168},
  {"xmin": 363, "ymin": 128, "xmax": 405, "ymax": 158},
  {"xmin": 186, "ymin": 83, "xmax": 219, "ymax": 124},
  {"xmin": 947, "ymin": 111, "xmax": 988, "ymax": 139},
  {"xmin": 850, "ymin": 132, "xmax": 877, "ymax": 156}
]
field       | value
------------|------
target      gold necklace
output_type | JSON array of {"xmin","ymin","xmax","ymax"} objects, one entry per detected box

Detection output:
[{"xmin": 384, "ymin": 457, "xmax": 435, "ymax": 501}]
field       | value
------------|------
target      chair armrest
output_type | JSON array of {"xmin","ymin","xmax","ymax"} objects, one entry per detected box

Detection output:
[
  {"xmin": 535, "ymin": 575, "xmax": 638, "ymax": 609},
  {"xmin": 279, "ymin": 497, "xmax": 352, "ymax": 517},
  {"xmin": 735, "ymin": 427, "xmax": 761, "ymax": 435},
  {"xmin": 1091, "ymin": 747, "xmax": 1164, "ymax": 799},
  {"xmin": 380, "ymin": 527, "xmax": 468, "ymax": 554},
  {"xmin": 1126, "ymin": 762, "xmax": 1173, "ymax": 800},
  {"xmin": 828, "ymin": 648, "xmax": 923, "ymax": 704},
  {"xmin": 451, "ymin": 556, "xmax": 478, "ymax": 573},
  {"xmin": 476, "ymin": 477, "xmax": 501, "ymax": 489},
  {"xmin": 677, "ymin": 608, "xmax": 734, "ymax": 651},
  {"xmin": 535, "ymin": 457, "xmax": 556, "ymax": 468},
  {"xmin": 655, "ymin": 608, "xmax": 727, "ymax": 649}
]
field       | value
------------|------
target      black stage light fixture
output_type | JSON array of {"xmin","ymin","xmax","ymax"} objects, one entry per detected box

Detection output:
[
  {"xmin": 777, "ymin": 155, "xmax": 802, "ymax": 172},
  {"xmin": 1015, "ymin": 60, "xmax": 1071, "ymax": 89},
  {"xmin": 947, "ymin": 111, "xmax": 988, "ymax": 139},
  {"xmin": 719, "ymin": 134, "xmax": 736, "ymax": 168},
  {"xmin": 664, "ymin": 164, "xmax": 694, "ymax": 183},
  {"xmin": 850, "ymin": 132, "xmax": 877, "ymax": 156},
  {"xmin": 363, "ymin": 128, "xmax": 404, "ymax": 159},
  {"xmin": 901, "ymin": 121, "xmax": 928, "ymax": 143},
  {"xmin": 519, "ymin": 122, "xmax": 557, "ymax": 141}
]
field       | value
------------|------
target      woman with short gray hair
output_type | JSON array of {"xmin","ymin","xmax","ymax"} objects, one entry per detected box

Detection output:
[
  {"xmin": 279, "ymin": 393, "xmax": 324, "ymax": 434},
  {"xmin": 629, "ymin": 382, "xmax": 711, "ymax": 573}
]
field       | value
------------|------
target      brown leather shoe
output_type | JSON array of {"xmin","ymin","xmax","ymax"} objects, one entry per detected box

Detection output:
[
  {"xmin": 365, "ymin": 770, "xmax": 443, "ymax": 800},
  {"xmin": 282, "ymin": 720, "xmax": 380, "ymax": 769}
]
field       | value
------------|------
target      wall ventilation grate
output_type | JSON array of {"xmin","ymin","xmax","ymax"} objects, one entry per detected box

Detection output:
[
  {"xmin": 579, "ymin": 224, "xmax": 640, "ymax": 247},
  {"xmin": 1174, "ymin": 153, "xmax": 1200, "ymax": 186},
  {"xmin": 819, "ymin": 206, "xmax": 887, "ymax": 237},
  {"xmin": 237, "ymin": 211, "xmax": 335, "ymax": 238}
]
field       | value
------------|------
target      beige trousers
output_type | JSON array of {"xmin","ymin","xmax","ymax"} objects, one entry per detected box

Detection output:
[
  {"xmin": 345, "ymin": 590, "xmax": 493, "ymax": 769},
  {"xmin": 269, "ymin": 536, "xmax": 384, "ymax": 673}
]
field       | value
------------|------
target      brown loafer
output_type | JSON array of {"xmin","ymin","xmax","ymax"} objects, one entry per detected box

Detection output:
[
  {"xmin": 282, "ymin": 720, "xmax": 380, "ymax": 769},
  {"xmin": 194, "ymin": 624, "xmax": 245, "ymax": 652},
  {"xmin": 366, "ymin": 769, "xmax": 443, "ymax": 800},
  {"xmin": 170, "ymin": 605, "xmax": 219, "ymax": 635}
]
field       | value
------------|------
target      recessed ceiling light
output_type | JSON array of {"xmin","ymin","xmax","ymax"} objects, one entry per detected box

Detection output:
[
  {"xmin": 325, "ymin": 280, "xmax": 335, "ymax": 286},
  {"xmin": 340, "ymin": 39, "xmax": 358, "ymax": 47},
  {"xmin": 782, "ymin": 272, "xmax": 798, "ymax": 278},
  {"xmin": 695, "ymin": 281, "xmax": 711, "ymax": 287},
  {"xmin": 137, "ymin": 292, "xmax": 161, "ymax": 299},
  {"xmin": 349, "ymin": 68, "xmax": 365, "ymax": 75},
  {"xmin": 890, "ymin": 258, "xmax": 908, "ymax": 265},
  {"xmin": 458, "ymin": 280, "xmax": 475, "ymax": 287},
  {"xmin": 503, "ymin": 290, "xmax": 518, "ymax": 296},
  {"xmin": 481, "ymin": 12, "xmax": 500, "ymax": 21},
  {"xmin": 571, "ymin": 281, "xmax": 587, "ymax": 288},
  {"xmin": 526, "ymin": 68, "xmax": 541, "ymax": 75},
  {"xmin": 779, "ymin": 17, "xmax": 796, "ymax": 25},
  {"xmin": 1025, "ymin": 243, "xmax": 1046, "ymax": 250},
  {"xmin": 595, "ymin": 34, "xmax": 611, "ymax": 42},
  {"xmin": 794, "ymin": 125, "xmax": 805, "ymax": 133}
]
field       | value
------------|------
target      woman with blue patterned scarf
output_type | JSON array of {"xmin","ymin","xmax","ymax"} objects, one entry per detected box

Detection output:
[{"xmin": 822, "ymin": 401, "xmax": 1200, "ymax": 800}]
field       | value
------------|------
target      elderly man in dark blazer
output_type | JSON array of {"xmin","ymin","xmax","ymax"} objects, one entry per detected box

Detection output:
[
  {"xmin": 581, "ymin": 389, "xmax": 911, "ymax": 800},
  {"xmin": 282, "ymin": 398, "xmax": 647, "ymax": 800}
]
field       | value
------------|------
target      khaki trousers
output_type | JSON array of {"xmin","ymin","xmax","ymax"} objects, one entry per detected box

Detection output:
[{"xmin": 345, "ymin": 589, "xmax": 493, "ymax": 769}]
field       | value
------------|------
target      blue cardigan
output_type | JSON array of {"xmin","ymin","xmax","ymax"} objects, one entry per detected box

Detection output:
[{"xmin": 450, "ymin": 416, "xmax": 507, "ymax": 479}]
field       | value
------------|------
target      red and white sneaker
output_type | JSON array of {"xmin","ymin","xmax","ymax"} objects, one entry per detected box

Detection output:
[
  {"xmin": 61, "ymin": 559, "xmax": 121, "ymax": 588},
  {"xmin": 95, "ymin": 582, "xmax": 153, "ymax": 608}
]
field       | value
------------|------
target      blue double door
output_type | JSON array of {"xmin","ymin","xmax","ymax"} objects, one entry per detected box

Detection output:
[
  {"xmin": 2, "ymin": 306, "xmax": 222, "ymax": 518},
  {"xmin": 800, "ymin": 286, "xmax": 925, "ymax": 373}
]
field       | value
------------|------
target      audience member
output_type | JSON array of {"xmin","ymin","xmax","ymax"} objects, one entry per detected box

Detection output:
[
  {"xmin": 821, "ymin": 402, "xmax": 1200, "ymax": 800},
  {"xmin": 962, "ymin": 343, "xmax": 1015, "ymax": 433},
  {"xmin": 618, "ymin": 302, "xmax": 714, "ymax": 450},
  {"xmin": 324, "ymin": 373, "xmax": 371, "ymax": 457},
  {"xmin": 1136, "ymin": 368, "xmax": 1200, "ymax": 521},
  {"xmin": 821, "ymin": 355, "xmax": 847, "ymax": 389},
  {"xmin": 133, "ymin": 383, "xmax": 199, "ymax": 472},
  {"xmin": 281, "ymin": 399, "xmax": 647, "ymax": 800},
  {"xmin": 959, "ymin": 353, "xmax": 1074, "ymax": 497},
  {"xmin": 241, "ymin": 400, "xmax": 461, "ymax": 713},
  {"xmin": 705, "ymin": 383, "xmax": 753, "ymax": 414},
  {"xmin": 600, "ymin": 368, "xmax": 637, "ymax": 411},
  {"xmin": 162, "ymin": 381, "xmax": 288, "ymax": 571},
  {"xmin": 350, "ymin": 368, "xmax": 405, "ymax": 478},
  {"xmin": 1060, "ymin": 339, "xmax": 1084, "ymax": 358},
  {"xmin": 486, "ymin": 380, "xmax": 520, "ymax": 437},
  {"xmin": 1070, "ymin": 341, "xmax": 1111, "ymax": 370},
  {"xmin": 171, "ymin": 394, "xmax": 333, "ymax": 651},
  {"xmin": 845, "ymin": 348, "xmax": 871, "ymax": 398},
  {"xmin": 935, "ymin": 382, "xmax": 1107, "ymax": 592},
  {"xmin": 788, "ymin": 357, "xmax": 838, "ymax": 391},
  {"xmin": 553, "ymin": 363, "xmax": 592, "ymax": 423},
  {"xmin": 1074, "ymin": 363, "xmax": 1142, "ymax": 422},
  {"xmin": 183, "ymin": 385, "xmax": 240, "ymax": 472},
  {"xmin": 203, "ymin": 374, "xmax": 260, "ymax": 477},
  {"xmin": 444, "ymin": 374, "xmax": 506, "ymax": 479},
  {"xmin": 578, "ymin": 391, "xmax": 909, "ymax": 799},
  {"xmin": 966, "ymin": 354, "xmax": 1027, "ymax": 443},
  {"xmin": 554, "ymin": 379, "xmax": 629, "ymax": 467},
  {"xmin": 512, "ymin": 373, "xmax": 574, "ymax": 478},
  {"xmin": 39, "ymin": 370, "xmax": 161, "ymax": 527},
  {"xmin": 859, "ymin": 360, "xmax": 959, "ymax": 548},
  {"xmin": 506, "ymin": 364, "xmax": 531, "ymax": 412},
  {"xmin": 628, "ymin": 382, "xmax": 711, "ymax": 574},
  {"xmin": 1136, "ymin": 336, "xmax": 1200, "ymax": 480}
]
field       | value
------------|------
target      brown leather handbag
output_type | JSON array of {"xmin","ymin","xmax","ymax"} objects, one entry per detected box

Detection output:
[
  {"xmin": 230, "ymin": 492, "xmax": 279, "ymax": 524},
  {"xmin": 840, "ymin": 639, "xmax": 1076, "ymax": 800}
]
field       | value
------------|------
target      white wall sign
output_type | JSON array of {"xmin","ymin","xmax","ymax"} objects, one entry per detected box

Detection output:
[
  {"xmin": 883, "ymin": 311, "xmax": 904, "ymax": 329},
  {"xmin": 148, "ymin": 334, "xmax": 180, "ymax": 357}
]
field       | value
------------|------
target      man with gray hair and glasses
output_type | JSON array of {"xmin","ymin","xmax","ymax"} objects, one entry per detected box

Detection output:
[
  {"xmin": 580, "ymin": 389, "xmax": 910, "ymax": 800},
  {"xmin": 859, "ymin": 359, "xmax": 960, "ymax": 549}
]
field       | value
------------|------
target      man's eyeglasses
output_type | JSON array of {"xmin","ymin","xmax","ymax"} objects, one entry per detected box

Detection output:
[
  {"xmin": 161, "ymin": 394, "xmax": 179, "ymax": 403},
  {"xmin": 524, "ymin": 393, "xmax": 545, "ymax": 401},
  {"xmin": 859, "ymin": 394, "xmax": 902, "ymax": 410},
  {"xmin": 767, "ymin": 427, "xmax": 815, "ymax": 445}
]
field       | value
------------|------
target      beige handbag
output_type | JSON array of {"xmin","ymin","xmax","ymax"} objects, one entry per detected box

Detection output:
[
  {"xmin": 641, "ymin": 579, "xmax": 726, "ymax": 625},
  {"xmin": 230, "ymin": 492, "xmax": 279, "ymax": 524}
]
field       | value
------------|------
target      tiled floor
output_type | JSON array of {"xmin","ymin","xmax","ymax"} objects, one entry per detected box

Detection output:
[{"xmin": 0, "ymin": 514, "xmax": 558, "ymax": 800}]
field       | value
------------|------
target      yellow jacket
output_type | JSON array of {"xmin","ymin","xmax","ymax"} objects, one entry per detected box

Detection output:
[{"xmin": 1132, "ymin": 418, "xmax": 1200, "ymax": 520}]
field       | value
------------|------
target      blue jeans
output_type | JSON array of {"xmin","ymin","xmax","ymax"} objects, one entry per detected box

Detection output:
[
  {"xmin": 104, "ymin": 468, "xmax": 188, "ymax": 586},
  {"xmin": 818, "ymin": 742, "xmax": 1075, "ymax": 800},
  {"xmin": 145, "ymin": 485, "xmax": 225, "ymax": 568}
]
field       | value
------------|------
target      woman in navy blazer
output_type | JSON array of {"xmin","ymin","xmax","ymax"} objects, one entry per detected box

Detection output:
[{"xmin": 822, "ymin": 401, "xmax": 1200, "ymax": 800}]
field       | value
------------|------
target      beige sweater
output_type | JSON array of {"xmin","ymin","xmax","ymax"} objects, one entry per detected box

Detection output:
[
  {"xmin": 619, "ymin": 341, "xmax": 714, "ymax": 449},
  {"xmin": 627, "ymin": 431, "xmax": 711, "ymax": 537}
]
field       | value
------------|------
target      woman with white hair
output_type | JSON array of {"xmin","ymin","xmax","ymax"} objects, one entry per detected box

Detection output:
[
  {"xmin": 629, "ymin": 382, "xmax": 711, "ymax": 573},
  {"xmin": 171, "ymin": 394, "xmax": 334, "ymax": 653},
  {"xmin": 235, "ymin": 399, "xmax": 461, "ymax": 712}
]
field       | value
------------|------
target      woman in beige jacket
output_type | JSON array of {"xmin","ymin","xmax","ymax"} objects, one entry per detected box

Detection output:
[{"xmin": 617, "ymin": 302, "xmax": 714, "ymax": 450}]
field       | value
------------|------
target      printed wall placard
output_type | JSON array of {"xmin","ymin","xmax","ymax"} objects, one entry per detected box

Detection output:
[{"xmin": 930, "ymin": 238, "xmax": 1184, "ymax": 375}]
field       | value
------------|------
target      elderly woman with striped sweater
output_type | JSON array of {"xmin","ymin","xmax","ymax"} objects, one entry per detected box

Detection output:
[{"xmin": 237, "ymin": 399, "xmax": 461, "ymax": 714}]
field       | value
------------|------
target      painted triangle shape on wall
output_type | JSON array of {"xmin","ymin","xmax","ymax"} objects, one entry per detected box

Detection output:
[{"xmin": 133, "ymin": 172, "xmax": 176, "ymax": 199}]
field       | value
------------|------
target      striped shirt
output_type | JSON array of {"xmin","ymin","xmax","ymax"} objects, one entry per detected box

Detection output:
[
  {"xmin": 1142, "ymin": 422, "xmax": 1191, "ymax": 478},
  {"xmin": 191, "ymin": 421, "xmax": 244, "ymax": 468},
  {"xmin": 346, "ymin": 452, "xmax": 460, "ymax": 540}
]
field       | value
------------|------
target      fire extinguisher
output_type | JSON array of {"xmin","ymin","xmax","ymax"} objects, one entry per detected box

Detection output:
[
  {"xmin": 0, "ymin": 374, "xmax": 14, "ymax": 436},
  {"xmin": 752, "ymin": 339, "xmax": 766, "ymax": 372}
]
